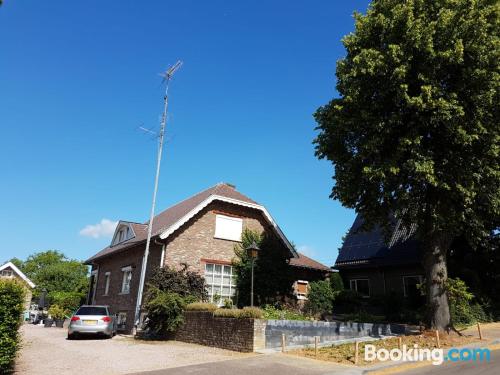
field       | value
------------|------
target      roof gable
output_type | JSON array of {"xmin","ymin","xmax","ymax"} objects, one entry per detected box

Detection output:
[
  {"xmin": 86, "ymin": 183, "xmax": 297, "ymax": 263},
  {"xmin": 0, "ymin": 262, "xmax": 36, "ymax": 288}
]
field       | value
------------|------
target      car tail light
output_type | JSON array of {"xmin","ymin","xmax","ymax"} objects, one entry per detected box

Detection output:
[
  {"xmin": 102, "ymin": 316, "xmax": 111, "ymax": 322},
  {"xmin": 70, "ymin": 316, "xmax": 80, "ymax": 322}
]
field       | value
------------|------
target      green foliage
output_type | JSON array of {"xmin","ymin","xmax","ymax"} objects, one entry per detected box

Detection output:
[
  {"xmin": 261, "ymin": 304, "xmax": 308, "ymax": 321},
  {"xmin": 305, "ymin": 280, "xmax": 335, "ymax": 315},
  {"xmin": 214, "ymin": 306, "xmax": 263, "ymax": 319},
  {"xmin": 233, "ymin": 229, "xmax": 294, "ymax": 307},
  {"xmin": 15, "ymin": 250, "xmax": 89, "ymax": 301},
  {"xmin": 446, "ymin": 277, "xmax": 491, "ymax": 325},
  {"xmin": 330, "ymin": 272, "xmax": 344, "ymax": 292},
  {"xmin": 0, "ymin": 279, "xmax": 25, "ymax": 372},
  {"xmin": 148, "ymin": 264, "xmax": 207, "ymax": 302},
  {"xmin": 314, "ymin": 0, "xmax": 500, "ymax": 328},
  {"xmin": 144, "ymin": 266, "xmax": 208, "ymax": 335},
  {"xmin": 48, "ymin": 304, "xmax": 67, "ymax": 320},
  {"xmin": 143, "ymin": 287, "xmax": 186, "ymax": 335},
  {"xmin": 49, "ymin": 291, "xmax": 83, "ymax": 314},
  {"xmin": 185, "ymin": 302, "xmax": 217, "ymax": 312},
  {"xmin": 333, "ymin": 290, "xmax": 363, "ymax": 313}
]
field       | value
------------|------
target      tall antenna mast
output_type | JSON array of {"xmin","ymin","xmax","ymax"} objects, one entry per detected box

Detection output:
[{"xmin": 134, "ymin": 60, "xmax": 183, "ymax": 331}]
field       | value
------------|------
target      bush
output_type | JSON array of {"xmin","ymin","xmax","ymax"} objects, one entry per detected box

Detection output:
[
  {"xmin": 239, "ymin": 307, "xmax": 263, "ymax": 318},
  {"xmin": 0, "ymin": 279, "xmax": 25, "ymax": 372},
  {"xmin": 143, "ymin": 287, "xmax": 186, "ymax": 336},
  {"xmin": 49, "ymin": 291, "xmax": 83, "ymax": 314},
  {"xmin": 305, "ymin": 280, "xmax": 335, "ymax": 315},
  {"xmin": 48, "ymin": 305, "xmax": 67, "ymax": 320},
  {"xmin": 330, "ymin": 272, "xmax": 344, "ymax": 292},
  {"xmin": 213, "ymin": 307, "xmax": 263, "ymax": 319},
  {"xmin": 185, "ymin": 302, "xmax": 217, "ymax": 312},
  {"xmin": 148, "ymin": 264, "xmax": 207, "ymax": 301},
  {"xmin": 333, "ymin": 289, "xmax": 362, "ymax": 313},
  {"xmin": 262, "ymin": 304, "xmax": 308, "ymax": 320}
]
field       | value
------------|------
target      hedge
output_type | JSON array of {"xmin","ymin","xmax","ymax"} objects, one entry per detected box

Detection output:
[{"xmin": 0, "ymin": 279, "xmax": 25, "ymax": 373}]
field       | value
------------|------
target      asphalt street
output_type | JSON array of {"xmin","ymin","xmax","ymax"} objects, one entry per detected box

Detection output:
[{"xmin": 129, "ymin": 349, "xmax": 500, "ymax": 375}]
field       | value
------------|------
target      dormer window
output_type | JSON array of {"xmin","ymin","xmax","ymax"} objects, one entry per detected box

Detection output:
[{"xmin": 112, "ymin": 223, "xmax": 134, "ymax": 246}]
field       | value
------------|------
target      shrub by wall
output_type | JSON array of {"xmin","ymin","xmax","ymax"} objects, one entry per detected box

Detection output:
[{"xmin": 0, "ymin": 279, "xmax": 25, "ymax": 373}]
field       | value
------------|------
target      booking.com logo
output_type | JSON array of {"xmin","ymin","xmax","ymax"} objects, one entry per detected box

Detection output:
[{"xmin": 364, "ymin": 344, "xmax": 491, "ymax": 365}]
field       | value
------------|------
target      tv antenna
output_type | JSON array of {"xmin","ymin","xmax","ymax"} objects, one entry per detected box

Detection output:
[{"xmin": 134, "ymin": 60, "xmax": 183, "ymax": 331}]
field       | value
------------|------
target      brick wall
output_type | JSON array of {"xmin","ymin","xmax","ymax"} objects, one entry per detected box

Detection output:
[
  {"xmin": 92, "ymin": 242, "xmax": 162, "ymax": 332},
  {"xmin": 163, "ymin": 201, "xmax": 270, "ymax": 273},
  {"xmin": 174, "ymin": 311, "xmax": 266, "ymax": 352}
]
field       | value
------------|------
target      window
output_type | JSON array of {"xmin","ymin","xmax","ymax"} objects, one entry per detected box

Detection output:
[
  {"xmin": 403, "ymin": 275, "xmax": 423, "ymax": 297},
  {"xmin": 214, "ymin": 214, "xmax": 243, "ymax": 242},
  {"xmin": 121, "ymin": 266, "xmax": 132, "ymax": 294},
  {"xmin": 1, "ymin": 270, "xmax": 13, "ymax": 277},
  {"xmin": 112, "ymin": 225, "xmax": 133, "ymax": 245},
  {"xmin": 204, "ymin": 263, "xmax": 236, "ymax": 305},
  {"xmin": 103, "ymin": 272, "xmax": 111, "ymax": 295},
  {"xmin": 76, "ymin": 306, "xmax": 108, "ymax": 315},
  {"xmin": 350, "ymin": 279, "xmax": 370, "ymax": 297},
  {"xmin": 295, "ymin": 280, "xmax": 309, "ymax": 300},
  {"xmin": 117, "ymin": 312, "xmax": 127, "ymax": 330}
]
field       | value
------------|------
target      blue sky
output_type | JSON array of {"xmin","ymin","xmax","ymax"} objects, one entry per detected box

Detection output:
[{"xmin": 0, "ymin": 0, "xmax": 370, "ymax": 266}]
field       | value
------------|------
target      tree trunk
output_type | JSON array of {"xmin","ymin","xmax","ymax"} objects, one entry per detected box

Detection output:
[{"xmin": 422, "ymin": 233, "xmax": 452, "ymax": 331}]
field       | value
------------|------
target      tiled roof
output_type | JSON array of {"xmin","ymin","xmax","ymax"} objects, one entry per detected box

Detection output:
[
  {"xmin": 334, "ymin": 214, "xmax": 420, "ymax": 268},
  {"xmin": 86, "ymin": 183, "xmax": 260, "ymax": 263},
  {"xmin": 289, "ymin": 253, "xmax": 332, "ymax": 272}
]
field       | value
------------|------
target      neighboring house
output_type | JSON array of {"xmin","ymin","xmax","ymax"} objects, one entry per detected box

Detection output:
[
  {"xmin": 0, "ymin": 261, "xmax": 36, "ymax": 312},
  {"xmin": 85, "ymin": 183, "xmax": 330, "ymax": 332},
  {"xmin": 334, "ymin": 215, "xmax": 424, "ymax": 302}
]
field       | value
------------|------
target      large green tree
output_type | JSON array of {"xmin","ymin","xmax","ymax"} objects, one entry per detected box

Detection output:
[
  {"xmin": 12, "ymin": 250, "xmax": 89, "ymax": 301},
  {"xmin": 314, "ymin": 0, "xmax": 499, "ymax": 330}
]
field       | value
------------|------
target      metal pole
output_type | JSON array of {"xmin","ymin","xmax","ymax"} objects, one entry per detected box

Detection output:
[
  {"xmin": 250, "ymin": 257, "xmax": 255, "ymax": 307},
  {"xmin": 134, "ymin": 62, "xmax": 182, "ymax": 331}
]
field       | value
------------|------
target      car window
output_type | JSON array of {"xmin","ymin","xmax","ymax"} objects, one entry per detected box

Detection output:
[{"xmin": 76, "ymin": 306, "xmax": 108, "ymax": 315}]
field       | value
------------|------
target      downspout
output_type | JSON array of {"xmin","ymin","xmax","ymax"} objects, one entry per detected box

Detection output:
[{"xmin": 156, "ymin": 239, "xmax": 166, "ymax": 268}]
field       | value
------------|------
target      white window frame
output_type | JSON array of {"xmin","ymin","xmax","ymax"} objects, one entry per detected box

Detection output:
[
  {"xmin": 295, "ymin": 280, "xmax": 309, "ymax": 300},
  {"xmin": 403, "ymin": 275, "xmax": 423, "ymax": 297},
  {"xmin": 350, "ymin": 278, "xmax": 370, "ymax": 298},
  {"xmin": 214, "ymin": 214, "xmax": 243, "ymax": 242},
  {"xmin": 117, "ymin": 312, "xmax": 127, "ymax": 330},
  {"xmin": 103, "ymin": 272, "xmax": 111, "ymax": 296},
  {"xmin": 204, "ymin": 263, "xmax": 236, "ymax": 306},
  {"xmin": 121, "ymin": 266, "xmax": 132, "ymax": 294}
]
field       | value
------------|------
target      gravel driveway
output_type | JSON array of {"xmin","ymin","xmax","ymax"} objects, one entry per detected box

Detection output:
[{"xmin": 16, "ymin": 323, "xmax": 252, "ymax": 375}]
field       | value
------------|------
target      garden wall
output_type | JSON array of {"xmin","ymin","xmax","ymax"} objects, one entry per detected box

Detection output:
[
  {"xmin": 174, "ymin": 312, "xmax": 405, "ymax": 352},
  {"xmin": 174, "ymin": 311, "xmax": 266, "ymax": 352},
  {"xmin": 265, "ymin": 320, "xmax": 401, "ymax": 349}
]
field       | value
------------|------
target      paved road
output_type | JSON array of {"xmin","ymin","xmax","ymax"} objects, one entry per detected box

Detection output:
[
  {"xmin": 129, "ymin": 349, "xmax": 500, "ymax": 375},
  {"xmin": 403, "ymin": 349, "xmax": 499, "ymax": 375},
  {"xmin": 128, "ymin": 354, "xmax": 360, "ymax": 375}
]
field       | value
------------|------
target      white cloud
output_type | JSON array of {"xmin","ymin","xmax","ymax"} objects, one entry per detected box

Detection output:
[
  {"xmin": 297, "ymin": 245, "xmax": 315, "ymax": 257},
  {"xmin": 79, "ymin": 219, "xmax": 118, "ymax": 239}
]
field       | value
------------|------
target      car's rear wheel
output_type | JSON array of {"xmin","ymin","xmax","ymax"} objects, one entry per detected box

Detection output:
[{"xmin": 67, "ymin": 333, "xmax": 76, "ymax": 340}]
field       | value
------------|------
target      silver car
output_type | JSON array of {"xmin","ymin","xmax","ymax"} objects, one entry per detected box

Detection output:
[{"xmin": 68, "ymin": 305, "xmax": 117, "ymax": 339}]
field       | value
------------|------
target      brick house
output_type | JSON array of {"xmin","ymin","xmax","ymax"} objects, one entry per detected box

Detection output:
[
  {"xmin": 0, "ymin": 261, "xmax": 36, "ymax": 312},
  {"xmin": 85, "ymin": 183, "xmax": 330, "ymax": 332},
  {"xmin": 334, "ymin": 215, "xmax": 424, "ymax": 303}
]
